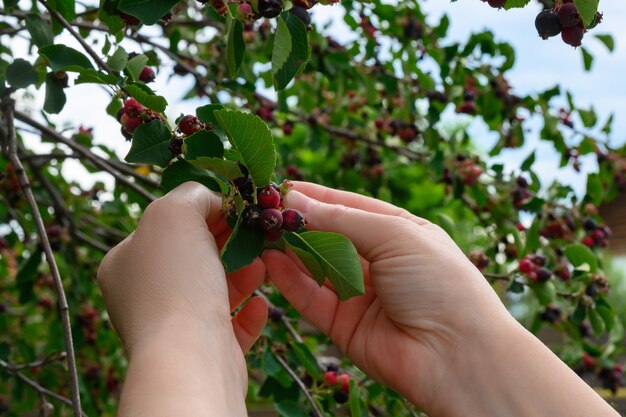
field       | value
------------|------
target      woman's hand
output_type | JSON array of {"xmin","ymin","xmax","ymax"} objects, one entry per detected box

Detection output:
[
  {"xmin": 97, "ymin": 182, "xmax": 267, "ymax": 417},
  {"xmin": 264, "ymin": 182, "xmax": 618, "ymax": 417}
]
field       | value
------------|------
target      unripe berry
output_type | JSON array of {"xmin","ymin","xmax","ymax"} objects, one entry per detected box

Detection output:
[
  {"xmin": 120, "ymin": 114, "xmax": 142, "ymax": 134},
  {"xmin": 535, "ymin": 9, "xmax": 562, "ymax": 40},
  {"xmin": 337, "ymin": 373, "xmax": 351, "ymax": 393},
  {"xmin": 519, "ymin": 258, "xmax": 535, "ymax": 274},
  {"xmin": 178, "ymin": 115, "xmax": 203, "ymax": 136},
  {"xmin": 282, "ymin": 209, "xmax": 305, "ymax": 232},
  {"xmin": 258, "ymin": 185, "xmax": 281, "ymax": 209},
  {"xmin": 561, "ymin": 25, "xmax": 584, "ymax": 47},
  {"xmin": 558, "ymin": 3, "xmax": 581, "ymax": 28},
  {"xmin": 324, "ymin": 371, "xmax": 338, "ymax": 386},
  {"xmin": 582, "ymin": 236, "xmax": 595, "ymax": 248},
  {"xmin": 260, "ymin": 208, "xmax": 283, "ymax": 232},
  {"xmin": 124, "ymin": 98, "xmax": 145, "ymax": 117},
  {"xmin": 139, "ymin": 66, "xmax": 156, "ymax": 83},
  {"xmin": 236, "ymin": 2, "xmax": 254, "ymax": 22}
]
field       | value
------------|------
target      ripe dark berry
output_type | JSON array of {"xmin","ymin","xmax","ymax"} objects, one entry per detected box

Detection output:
[
  {"xmin": 561, "ymin": 25, "xmax": 584, "ymax": 47},
  {"xmin": 260, "ymin": 208, "xmax": 283, "ymax": 232},
  {"xmin": 487, "ymin": 0, "xmax": 506, "ymax": 9},
  {"xmin": 583, "ymin": 218, "xmax": 597, "ymax": 231},
  {"xmin": 139, "ymin": 66, "xmax": 156, "ymax": 83},
  {"xmin": 558, "ymin": 3, "xmax": 581, "ymax": 28},
  {"xmin": 258, "ymin": 185, "xmax": 281, "ymax": 209},
  {"xmin": 535, "ymin": 267, "xmax": 552, "ymax": 283},
  {"xmin": 124, "ymin": 98, "xmax": 145, "ymax": 117},
  {"xmin": 289, "ymin": 6, "xmax": 311, "ymax": 26},
  {"xmin": 169, "ymin": 138, "xmax": 184, "ymax": 156},
  {"xmin": 516, "ymin": 176, "xmax": 529, "ymax": 188},
  {"xmin": 265, "ymin": 229, "xmax": 284, "ymax": 242},
  {"xmin": 585, "ymin": 283, "xmax": 599, "ymax": 297},
  {"xmin": 535, "ymin": 9, "xmax": 562, "ymax": 40},
  {"xmin": 282, "ymin": 209, "xmax": 305, "ymax": 232},
  {"xmin": 268, "ymin": 306, "xmax": 284, "ymax": 321},
  {"xmin": 258, "ymin": 0, "xmax": 283, "ymax": 18},
  {"xmin": 326, "ymin": 363, "xmax": 339, "ymax": 372},
  {"xmin": 242, "ymin": 204, "xmax": 263, "ymax": 228},
  {"xmin": 178, "ymin": 115, "xmax": 203, "ymax": 136},
  {"xmin": 332, "ymin": 389, "xmax": 349, "ymax": 404}
]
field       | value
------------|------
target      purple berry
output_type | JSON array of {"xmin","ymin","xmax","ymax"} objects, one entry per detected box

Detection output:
[{"xmin": 260, "ymin": 208, "xmax": 283, "ymax": 232}]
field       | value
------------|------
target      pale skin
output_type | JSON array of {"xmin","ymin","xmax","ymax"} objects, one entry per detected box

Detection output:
[{"xmin": 97, "ymin": 181, "xmax": 619, "ymax": 417}]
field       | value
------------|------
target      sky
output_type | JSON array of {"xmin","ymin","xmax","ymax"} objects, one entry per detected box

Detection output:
[{"xmin": 7, "ymin": 0, "xmax": 626, "ymax": 197}]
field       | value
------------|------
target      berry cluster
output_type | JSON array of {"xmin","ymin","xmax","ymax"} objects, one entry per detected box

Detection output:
[
  {"xmin": 229, "ymin": 0, "xmax": 339, "ymax": 27},
  {"xmin": 323, "ymin": 366, "xmax": 352, "ymax": 404},
  {"xmin": 534, "ymin": 1, "xmax": 603, "ymax": 47},
  {"xmin": 518, "ymin": 254, "xmax": 553, "ymax": 283},
  {"xmin": 116, "ymin": 98, "xmax": 167, "ymax": 141},
  {"xmin": 581, "ymin": 218, "xmax": 611, "ymax": 248},
  {"xmin": 237, "ymin": 181, "xmax": 306, "ymax": 241}
]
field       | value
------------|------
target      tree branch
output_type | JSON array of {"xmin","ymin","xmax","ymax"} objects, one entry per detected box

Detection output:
[
  {"xmin": 0, "ymin": 98, "xmax": 83, "ymax": 417},
  {"xmin": 274, "ymin": 353, "xmax": 324, "ymax": 417}
]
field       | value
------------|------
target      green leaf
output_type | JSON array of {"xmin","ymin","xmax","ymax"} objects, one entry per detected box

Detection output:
[
  {"xmin": 226, "ymin": 17, "xmax": 245, "ymax": 78},
  {"xmin": 160, "ymin": 159, "xmax": 222, "ymax": 193},
  {"xmin": 118, "ymin": 0, "xmax": 180, "ymax": 25},
  {"xmin": 349, "ymin": 379, "xmax": 367, "ymax": 417},
  {"xmin": 214, "ymin": 110, "xmax": 276, "ymax": 187},
  {"xmin": 520, "ymin": 151, "xmax": 535, "ymax": 171},
  {"xmin": 586, "ymin": 173, "xmax": 603, "ymax": 206},
  {"xmin": 16, "ymin": 249, "xmax": 43, "ymax": 304},
  {"xmin": 39, "ymin": 44, "xmax": 94, "ymax": 72},
  {"xmin": 221, "ymin": 210, "xmax": 265, "ymax": 273},
  {"xmin": 74, "ymin": 69, "xmax": 119, "ymax": 85},
  {"xmin": 25, "ymin": 14, "xmax": 54, "ymax": 47},
  {"xmin": 588, "ymin": 308, "xmax": 605, "ymax": 336},
  {"xmin": 125, "ymin": 83, "xmax": 167, "ymax": 112},
  {"xmin": 572, "ymin": 302, "xmax": 586, "ymax": 324},
  {"xmin": 285, "ymin": 231, "xmax": 365, "ymax": 301},
  {"xmin": 43, "ymin": 72, "xmax": 67, "ymax": 114},
  {"xmin": 125, "ymin": 120, "xmax": 172, "ymax": 167},
  {"xmin": 581, "ymin": 47, "xmax": 593, "ymax": 71},
  {"xmin": 290, "ymin": 342, "xmax": 322, "ymax": 380},
  {"xmin": 284, "ymin": 233, "xmax": 326, "ymax": 285},
  {"xmin": 190, "ymin": 157, "xmax": 243, "ymax": 181},
  {"xmin": 574, "ymin": 0, "xmax": 599, "ymax": 27},
  {"xmin": 564, "ymin": 243, "xmax": 598, "ymax": 272},
  {"xmin": 272, "ymin": 12, "xmax": 310, "ymax": 90},
  {"xmin": 6, "ymin": 59, "xmax": 39, "ymax": 88},
  {"xmin": 594, "ymin": 34, "xmax": 615, "ymax": 52},
  {"xmin": 184, "ymin": 130, "xmax": 224, "ymax": 160},
  {"xmin": 532, "ymin": 281, "xmax": 556, "ymax": 306},
  {"xmin": 107, "ymin": 47, "xmax": 128, "ymax": 72},
  {"xmin": 275, "ymin": 402, "xmax": 308, "ymax": 417},
  {"xmin": 504, "ymin": 0, "xmax": 531, "ymax": 9},
  {"xmin": 126, "ymin": 54, "xmax": 149, "ymax": 81}
]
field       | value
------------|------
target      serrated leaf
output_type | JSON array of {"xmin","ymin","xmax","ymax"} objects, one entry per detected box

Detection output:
[
  {"xmin": 6, "ymin": 59, "xmax": 38, "ymax": 88},
  {"xmin": 160, "ymin": 159, "xmax": 223, "ymax": 193},
  {"xmin": 43, "ymin": 72, "xmax": 67, "ymax": 114},
  {"xmin": 107, "ymin": 47, "xmax": 128, "ymax": 72},
  {"xmin": 184, "ymin": 130, "xmax": 224, "ymax": 160},
  {"xmin": 226, "ymin": 17, "xmax": 245, "ymax": 78},
  {"xmin": 285, "ymin": 231, "xmax": 365, "ymax": 301},
  {"xmin": 574, "ymin": 0, "xmax": 599, "ymax": 27},
  {"xmin": 39, "ymin": 44, "xmax": 94, "ymax": 72},
  {"xmin": 125, "ymin": 83, "xmax": 167, "ymax": 112},
  {"xmin": 564, "ymin": 243, "xmax": 598, "ymax": 272},
  {"xmin": 272, "ymin": 12, "xmax": 310, "ymax": 90},
  {"xmin": 221, "ymin": 210, "xmax": 265, "ymax": 273},
  {"xmin": 214, "ymin": 110, "xmax": 276, "ymax": 186},
  {"xmin": 284, "ymin": 233, "xmax": 327, "ymax": 285},
  {"xmin": 125, "ymin": 120, "xmax": 172, "ymax": 167},
  {"xmin": 118, "ymin": 0, "xmax": 180, "ymax": 25},
  {"xmin": 126, "ymin": 54, "xmax": 149, "ymax": 81},
  {"xmin": 25, "ymin": 14, "xmax": 54, "ymax": 47},
  {"xmin": 189, "ymin": 157, "xmax": 242, "ymax": 181}
]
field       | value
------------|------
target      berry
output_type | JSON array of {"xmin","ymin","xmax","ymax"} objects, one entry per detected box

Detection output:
[
  {"xmin": 120, "ymin": 12, "xmax": 140, "ymax": 26},
  {"xmin": 337, "ymin": 373, "xmax": 351, "ymax": 393},
  {"xmin": 265, "ymin": 228, "xmax": 284, "ymax": 242},
  {"xmin": 283, "ymin": 121, "xmax": 294, "ymax": 135},
  {"xmin": 121, "ymin": 114, "xmax": 142, "ymax": 134},
  {"xmin": 324, "ymin": 371, "xmax": 338, "ymax": 386},
  {"xmin": 561, "ymin": 25, "xmax": 584, "ymax": 47},
  {"xmin": 535, "ymin": 267, "xmax": 552, "ymax": 283},
  {"xmin": 519, "ymin": 258, "xmax": 535, "ymax": 274},
  {"xmin": 558, "ymin": 3, "xmax": 581, "ymax": 28},
  {"xmin": 258, "ymin": 185, "xmax": 281, "ymax": 209},
  {"xmin": 332, "ymin": 389, "xmax": 349, "ymax": 404},
  {"xmin": 236, "ymin": 2, "xmax": 254, "ymax": 22},
  {"xmin": 169, "ymin": 139, "xmax": 183, "ymax": 156},
  {"xmin": 178, "ymin": 115, "xmax": 204, "ymax": 136},
  {"xmin": 516, "ymin": 176, "xmax": 529, "ymax": 188},
  {"xmin": 243, "ymin": 204, "xmax": 263, "ymax": 228},
  {"xmin": 582, "ymin": 236, "xmax": 595, "ymax": 248},
  {"xmin": 487, "ymin": 0, "xmax": 506, "ymax": 9},
  {"xmin": 124, "ymin": 98, "xmax": 145, "ymax": 117},
  {"xmin": 268, "ymin": 306, "xmax": 284, "ymax": 321},
  {"xmin": 258, "ymin": 0, "xmax": 283, "ymax": 18},
  {"xmin": 260, "ymin": 208, "xmax": 283, "ymax": 232},
  {"xmin": 139, "ymin": 66, "xmax": 156, "ymax": 83},
  {"xmin": 326, "ymin": 363, "xmax": 339, "ymax": 372},
  {"xmin": 535, "ymin": 9, "xmax": 562, "ymax": 40},
  {"xmin": 585, "ymin": 283, "xmax": 599, "ymax": 297},
  {"xmin": 583, "ymin": 218, "xmax": 597, "ymax": 231},
  {"xmin": 289, "ymin": 6, "xmax": 311, "ymax": 26},
  {"xmin": 282, "ymin": 209, "xmax": 305, "ymax": 232}
]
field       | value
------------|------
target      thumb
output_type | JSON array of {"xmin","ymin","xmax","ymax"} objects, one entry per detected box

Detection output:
[
  {"xmin": 161, "ymin": 181, "xmax": 223, "ymax": 226},
  {"xmin": 284, "ymin": 190, "xmax": 416, "ymax": 261}
]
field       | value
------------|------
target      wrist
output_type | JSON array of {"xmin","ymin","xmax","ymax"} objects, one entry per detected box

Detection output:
[{"xmin": 120, "ymin": 314, "xmax": 248, "ymax": 417}]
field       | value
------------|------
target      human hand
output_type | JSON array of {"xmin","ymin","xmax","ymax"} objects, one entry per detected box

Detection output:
[
  {"xmin": 264, "ymin": 182, "xmax": 617, "ymax": 417},
  {"xmin": 97, "ymin": 182, "xmax": 268, "ymax": 416}
]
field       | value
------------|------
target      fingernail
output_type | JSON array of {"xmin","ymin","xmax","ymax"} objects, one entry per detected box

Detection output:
[{"xmin": 283, "ymin": 191, "xmax": 314, "ymax": 215}]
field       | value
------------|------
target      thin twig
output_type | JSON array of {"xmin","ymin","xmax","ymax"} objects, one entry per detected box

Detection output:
[
  {"xmin": 12, "ymin": 352, "xmax": 67, "ymax": 371},
  {"xmin": 254, "ymin": 289, "xmax": 303, "ymax": 344},
  {"xmin": 274, "ymin": 353, "xmax": 324, "ymax": 417},
  {"xmin": 0, "ymin": 98, "xmax": 83, "ymax": 417}
]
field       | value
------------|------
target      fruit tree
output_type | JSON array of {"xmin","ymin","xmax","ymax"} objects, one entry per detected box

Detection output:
[{"xmin": 1, "ymin": 0, "xmax": 625, "ymax": 415}]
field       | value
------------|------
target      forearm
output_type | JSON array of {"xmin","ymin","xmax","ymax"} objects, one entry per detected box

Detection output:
[
  {"xmin": 429, "ymin": 317, "xmax": 618, "ymax": 417},
  {"xmin": 117, "ymin": 316, "xmax": 248, "ymax": 417}
]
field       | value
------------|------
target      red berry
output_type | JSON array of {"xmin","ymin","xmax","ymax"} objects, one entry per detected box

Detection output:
[
  {"xmin": 518, "ymin": 258, "xmax": 535, "ymax": 274},
  {"xmin": 282, "ymin": 209, "xmax": 305, "ymax": 232},
  {"xmin": 337, "ymin": 374, "xmax": 351, "ymax": 393},
  {"xmin": 178, "ymin": 115, "xmax": 203, "ymax": 136},
  {"xmin": 265, "ymin": 229, "xmax": 284, "ymax": 242},
  {"xmin": 558, "ymin": 3, "xmax": 581, "ymax": 28},
  {"xmin": 139, "ymin": 66, "xmax": 156, "ymax": 83},
  {"xmin": 324, "ymin": 371, "xmax": 338, "ymax": 386},
  {"xmin": 582, "ymin": 236, "xmax": 595, "ymax": 248},
  {"xmin": 258, "ymin": 185, "xmax": 281, "ymax": 209},
  {"xmin": 561, "ymin": 25, "xmax": 584, "ymax": 47},
  {"xmin": 121, "ymin": 114, "xmax": 142, "ymax": 134},
  {"xmin": 260, "ymin": 208, "xmax": 283, "ymax": 232},
  {"xmin": 124, "ymin": 98, "xmax": 145, "ymax": 117},
  {"xmin": 236, "ymin": 2, "xmax": 254, "ymax": 22}
]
